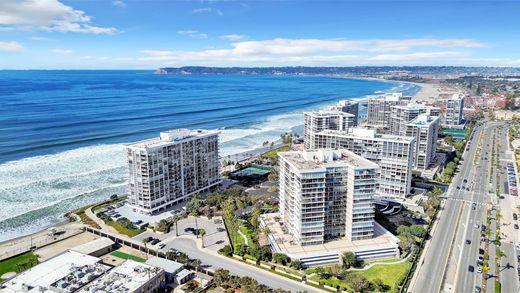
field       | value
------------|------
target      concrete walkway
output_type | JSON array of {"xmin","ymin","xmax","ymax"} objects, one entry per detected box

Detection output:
[
  {"xmin": 84, "ymin": 206, "xmax": 119, "ymax": 235},
  {"xmin": 237, "ymin": 229, "xmax": 248, "ymax": 246},
  {"xmin": 348, "ymin": 251, "xmax": 413, "ymax": 271}
]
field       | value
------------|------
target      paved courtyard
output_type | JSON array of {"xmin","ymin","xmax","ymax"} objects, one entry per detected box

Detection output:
[
  {"xmin": 133, "ymin": 216, "xmax": 228, "ymax": 252},
  {"xmin": 114, "ymin": 201, "xmax": 186, "ymax": 224}
]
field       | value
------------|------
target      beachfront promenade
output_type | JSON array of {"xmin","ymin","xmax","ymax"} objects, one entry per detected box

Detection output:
[{"xmin": 0, "ymin": 223, "xmax": 84, "ymax": 261}]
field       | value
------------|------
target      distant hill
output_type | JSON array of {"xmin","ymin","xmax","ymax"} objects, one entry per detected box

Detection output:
[{"xmin": 155, "ymin": 66, "xmax": 520, "ymax": 77}]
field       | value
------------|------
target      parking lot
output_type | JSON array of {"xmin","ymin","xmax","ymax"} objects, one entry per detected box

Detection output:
[{"xmin": 132, "ymin": 215, "xmax": 229, "ymax": 252}]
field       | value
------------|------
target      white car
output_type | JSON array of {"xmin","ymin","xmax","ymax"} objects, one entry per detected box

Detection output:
[{"xmin": 476, "ymin": 266, "xmax": 482, "ymax": 273}]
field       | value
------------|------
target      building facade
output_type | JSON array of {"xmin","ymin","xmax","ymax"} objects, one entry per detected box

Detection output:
[
  {"xmin": 327, "ymin": 100, "xmax": 360, "ymax": 125},
  {"xmin": 444, "ymin": 94, "xmax": 465, "ymax": 126},
  {"xmin": 312, "ymin": 128, "xmax": 414, "ymax": 199},
  {"xmin": 405, "ymin": 115, "xmax": 440, "ymax": 170},
  {"xmin": 304, "ymin": 110, "xmax": 356, "ymax": 149},
  {"xmin": 366, "ymin": 93, "xmax": 412, "ymax": 128},
  {"xmin": 126, "ymin": 129, "xmax": 220, "ymax": 214},
  {"xmin": 278, "ymin": 149, "xmax": 378, "ymax": 245}
]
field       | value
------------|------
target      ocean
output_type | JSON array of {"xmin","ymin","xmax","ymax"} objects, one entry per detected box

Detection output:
[{"xmin": 0, "ymin": 70, "xmax": 419, "ymax": 241}]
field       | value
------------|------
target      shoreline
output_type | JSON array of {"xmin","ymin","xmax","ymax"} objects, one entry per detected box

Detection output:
[{"xmin": 0, "ymin": 75, "xmax": 419, "ymax": 244}]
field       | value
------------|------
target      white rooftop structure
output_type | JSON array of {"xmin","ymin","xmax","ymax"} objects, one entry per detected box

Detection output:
[
  {"xmin": 145, "ymin": 257, "xmax": 184, "ymax": 275},
  {"xmin": 80, "ymin": 260, "xmax": 164, "ymax": 293},
  {"xmin": 71, "ymin": 238, "xmax": 114, "ymax": 256},
  {"xmin": 0, "ymin": 251, "xmax": 109, "ymax": 293}
]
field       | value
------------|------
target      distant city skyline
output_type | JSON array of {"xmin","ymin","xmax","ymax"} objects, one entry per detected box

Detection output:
[{"xmin": 1, "ymin": 0, "xmax": 519, "ymax": 69}]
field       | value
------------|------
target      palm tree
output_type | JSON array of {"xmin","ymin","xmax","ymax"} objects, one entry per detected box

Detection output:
[
  {"xmin": 199, "ymin": 228, "xmax": 206, "ymax": 248},
  {"xmin": 192, "ymin": 259, "xmax": 202, "ymax": 273}
]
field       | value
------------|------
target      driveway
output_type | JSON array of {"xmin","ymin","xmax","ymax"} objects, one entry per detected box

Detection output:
[{"xmin": 133, "ymin": 216, "xmax": 228, "ymax": 252}]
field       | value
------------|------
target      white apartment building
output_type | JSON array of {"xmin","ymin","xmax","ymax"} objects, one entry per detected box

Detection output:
[
  {"xmin": 327, "ymin": 100, "xmax": 359, "ymax": 125},
  {"xmin": 304, "ymin": 110, "xmax": 356, "ymax": 149},
  {"xmin": 278, "ymin": 149, "xmax": 378, "ymax": 245},
  {"xmin": 367, "ymin": 93, "xmax": 412, "ymax": 128},
  {"xmin": 405, "ymin": 115, "xmax": 440, "ymax": 170},
  {"xmin": 126, "ymin": 129, "xmax": 220, "ymax": 214},
  {"xmin": 444, "ymin": 94, "xmax": 465, "ymax": 126},
  {"xmin": 312, "ymin": 128, "xmax": 414, "ymax": 199}
]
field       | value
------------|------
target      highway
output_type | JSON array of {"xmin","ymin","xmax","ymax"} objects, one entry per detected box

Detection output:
[
  {"xmin": 453, "ymin": 123, "xmax": 496, "ymax": 293},
  {"xmin": 412, "ymin": 123, "xmax": 483, "ymax": 293}
]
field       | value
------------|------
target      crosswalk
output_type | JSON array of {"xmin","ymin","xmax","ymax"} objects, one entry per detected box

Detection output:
[{"xmin": 447, "ymin": 197, "xmax": 488, "ymax": 206}]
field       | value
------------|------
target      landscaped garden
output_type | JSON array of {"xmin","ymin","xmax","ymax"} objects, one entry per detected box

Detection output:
[
  {"xmin": 0, "ymin": 252, "xmax": 39, "ymax": 281},
  {"xmin": 110, "ymin": 250, "xmax": 146, "ymax": 263}
]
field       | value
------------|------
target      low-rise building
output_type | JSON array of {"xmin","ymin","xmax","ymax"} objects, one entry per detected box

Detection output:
[
  {"xmin": 0, "ymin": 250, "xmax": 110, "ymax": 293},
  {"xmin": 81, "ymin": 260, "xmax": 165, "ymax": 293}
]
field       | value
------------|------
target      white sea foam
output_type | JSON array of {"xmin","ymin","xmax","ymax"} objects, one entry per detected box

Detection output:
[{"xmin": 0, "ymin": 82, "xmax": 418, "ymax": 240}]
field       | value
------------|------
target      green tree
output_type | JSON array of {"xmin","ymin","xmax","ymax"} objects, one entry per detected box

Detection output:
[
  {"xmin": 250, "ymin": 207, "xmax": 262, "ymax": 228},
  {"xmin": 342, "ymin": 251, "xmax": 357, "ymax": 269},
  {"xmin": 409, "ymin": 225, "xmax": 427, "ymax": 238},
  {"xmin": 349, "ymin": 274, "xmax": 371, "ymax": 293},
  {"xmin": 218, "ymin": 245, "xmax": 233, "ymax": 257},
  {"xmin": 199, "ymin": 228, "xmax": 206, "ymax": 248},
  {"xmin": 272, "ymin": 253, "xmax": 290, "ymax": 265},
  {"xmin": 192, "ymin": 259, "xmax": 201, "ymax": 272},
  {"xmin": 213, "ymin": 268, "xmax": 230, "ymax": 287},
  {"xmin": 235, "ymin": 244, "xmax": 248, "ymax": 256}
]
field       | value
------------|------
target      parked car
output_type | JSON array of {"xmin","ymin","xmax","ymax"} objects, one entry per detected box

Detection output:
[
  {"xmin": 150, "ymin": 239, "xmax": 160, "ymax": 245},
  {"xmin": 513, "ymin": 213, "xmax": 518, "ymax": 220},
  {"xmin": 158, "ymin": 243, "xmax": 166, "ymax": 249}
]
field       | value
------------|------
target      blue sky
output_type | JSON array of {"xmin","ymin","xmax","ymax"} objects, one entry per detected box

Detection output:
[{"xmin": 0, "ymin": 0, "xmax": 519, "ymax": 69}]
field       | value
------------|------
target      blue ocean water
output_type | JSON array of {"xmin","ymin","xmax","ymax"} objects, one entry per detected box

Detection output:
[{"xmin": 0, "ymin": 71, "xmax": 418, "ymax": 241}]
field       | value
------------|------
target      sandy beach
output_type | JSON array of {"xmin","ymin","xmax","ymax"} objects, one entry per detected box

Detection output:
[{"xmin": 410, "ymin": 81, "xmax": 462, "ymax": 102}]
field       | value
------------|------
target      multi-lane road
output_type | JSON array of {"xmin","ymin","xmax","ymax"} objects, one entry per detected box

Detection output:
[
  {"xmin": 413, "ymin": 123, "xmax": 484, "ymax": 292},
  {"xmin": 413, "ymin": 121, "xmax": 520, "ymax": 293}
]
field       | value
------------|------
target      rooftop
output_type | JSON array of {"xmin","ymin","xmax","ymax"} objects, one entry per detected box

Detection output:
[
  {"xmin": 126, "ymin": 128, "xmax": 219, "ymax": 151},
  {"xmin": 278, "ymin": 149, "xmax": 378, "ymax": 171},
  {"xmin": 145, "ymin": 257, "xmax": 184, "ymax": 274},
  {"xmin": 304, "ymin": 110, "xmax": 355, "ymax": 118},
  {"xmin": 80, "ymin": 260, "xmax": 164, "ymax": 292},
  {"xmin": 1, "ymin": 250, "xmax": 110, "ymax": 293},
  {"xmin": 71, "ymin": 238, "xmax": 115, "ymax": 256},
  {"xmin": 406, "ymin": 115, "xmax": 439, "ymax": 127}
]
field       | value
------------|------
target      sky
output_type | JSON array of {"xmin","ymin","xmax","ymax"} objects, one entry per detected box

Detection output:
[{"xmin": 0, "ymin": 0, "xmax": 519, "ymax": 69}]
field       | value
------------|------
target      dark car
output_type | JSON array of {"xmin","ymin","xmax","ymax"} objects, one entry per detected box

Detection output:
[
  {"xmin": 150, "ymin": 238, "xmax": 160, "ymax": 245},
  {"xmin": 479, "ymin": 248, "xmax": 484, "ymax": 255},
  {"xmin": 514, "ymin": 213, "xmax": 518, "ymax": 220},
  {"xmin": 464, "ymin": 179, "xmax": 468, "ymax": 183},
  {"xmin": 468, "ymin": 265, "xmax": 474, "ymax": 272},
  {"xmin": 515, "ymin": 224, "xmax": 519, "ymax": 229},
  {"xmin": 475, "ymin": 286, "xmax": 481, "ymax": 293},
  {"xmin": 466, "ymin": 239, "xmax": 472, "ymax": 245}
]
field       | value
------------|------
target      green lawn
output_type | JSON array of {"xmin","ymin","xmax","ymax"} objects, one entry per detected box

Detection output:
[
  {"xmin": 261, "ymin": 146, "xmax": 290, "ymax": 161},
  {"xmin": 110, "ymin": 251, "xmax": 146, "ymax": 263},
  {"xmin": 239, "ymin": 225, "xmax": 256, "ymax": 248},
  {"xmin": 105, "ymin": 220, "xmax": 145, "ymax": 237},
  {"xmin": 306, "ymin": 261, "xmax": 410, "ymax": 293},
  {"xmin": 352, "ymin": 261, "xmax": 411, "ymax": 292},
  {"xmin": 0, "ymin": 252, "xmax": 39, "ymax": 280}
]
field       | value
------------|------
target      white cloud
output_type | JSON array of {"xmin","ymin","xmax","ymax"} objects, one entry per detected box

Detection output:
[
  {"xmin": 0, "ymin": 41, "xmax": 25, "ymax": 52},
  {"xmin": 112, "ymin": 0, "xmax": 127, "ymax": 8},
  {"xmin": 138, "ymin": 37, "xmax": 489, "ymax": 66},
  {"xmin": 81, "ymin": 55, "xmax": 108, "ymax": 60},
  {"xmin": 31, "ymin": 36, "xmax": 48, "ymax": 41},
  {"xmin": 192, "ymin": 7, "xmax": 223, "ymax": 16},
  {"xmin": 177, "ymin": 30, "xmax": 208, "ymax": 39},
  {"xmin": 50, "ymin": 48, "xmax": 72, "ymax": 54},
  {"xmin": 220, "ymin": 34, "xmax": 247, "ymax": 41},
  {"xmin": 0, "ymin": 0, "xmax": 117, "ymax": 34}
]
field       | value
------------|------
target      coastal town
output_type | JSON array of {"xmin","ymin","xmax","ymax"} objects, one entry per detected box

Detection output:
[{"xmin": 3, "ymin": 72, "xmax": 520, "ymax": 293}]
